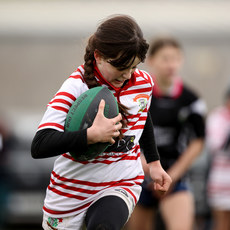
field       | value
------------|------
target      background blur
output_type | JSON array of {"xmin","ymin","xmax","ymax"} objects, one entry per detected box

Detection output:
[{"xmin": 0, "ymin": 0, "xmax": 230, "ymax": 229}]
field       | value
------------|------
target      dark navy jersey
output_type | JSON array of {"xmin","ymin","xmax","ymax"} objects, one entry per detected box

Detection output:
[{"xmin": 149, "ymin": 78, "xmax": 206, "ymax": 170}]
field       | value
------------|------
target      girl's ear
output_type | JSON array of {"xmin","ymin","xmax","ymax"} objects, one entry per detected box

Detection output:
[{"xmin": 94, "ymin": 50, "xmax": 103, "ymax": 64}]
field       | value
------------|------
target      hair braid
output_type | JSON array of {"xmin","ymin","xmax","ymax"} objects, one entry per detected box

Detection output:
[{"xmin": 83, "ymin": 36, "xmax": 100, "ymax": 89}]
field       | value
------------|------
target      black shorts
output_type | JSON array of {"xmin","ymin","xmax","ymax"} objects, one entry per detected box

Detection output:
[{"xmin": 138, "ymin": 180, "xmax": 190, "ymax": 208}]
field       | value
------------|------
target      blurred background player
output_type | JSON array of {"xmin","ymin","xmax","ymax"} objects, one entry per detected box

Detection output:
[
  {"xmin": 127, "ymin": 37, "xmax": 206, "ymax": 230},
  {"xmin": 206, "ymin": 88, "xmax": 230, "ymax": 230}
]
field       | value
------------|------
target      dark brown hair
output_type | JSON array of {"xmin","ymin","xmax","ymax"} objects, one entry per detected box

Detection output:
[
  {"xmin": 148, "ymin": 37, "xmax": 182, "ymax": 57},
  {"xmin": 83, "ymin": 15, "xmax": 149, "ymax": 136}
]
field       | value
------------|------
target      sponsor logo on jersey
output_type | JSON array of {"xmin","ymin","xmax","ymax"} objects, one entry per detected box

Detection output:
[
  {"xmin": 105, "ymin": 135, "xmax": 135, "ymax": 153},
  {"xmin": 47, "ymin": 217, "xmax": 63, "ymax": 229},
  {"xmin": 115, "ymin": 188, "xmax": 129, "ymax": 197},
  {"xmin": 133, "ymin": 94, "xmax": 149, "ymax": 112}
]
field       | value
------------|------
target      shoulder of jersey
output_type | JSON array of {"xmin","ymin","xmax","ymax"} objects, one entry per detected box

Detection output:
[
  {"xmin": 134, "ymin": 69, "xmax": 154, "ymax": 87},
  {"xmin": 68, "ymin": 65, "xmax": 85, "ymax": 83},
  {"xmin": 182, "ymin": 84, "xmax": 199, "ymax": 102}
]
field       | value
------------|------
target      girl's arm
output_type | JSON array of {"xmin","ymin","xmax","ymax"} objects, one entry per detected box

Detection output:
[
  {"xmin": 31, "ymin": 100, "xmax": 122, "ymax": 159},
  {"xmin": 139, "ymin": 112, "xmax": 160, "ymax": 162},
  {"xmin": 167, "ymin": 138, "xmax": 204, "ymax": 183},
  {"xmin": 140, "ymin": 113, "xmax": 172, "ymax": 195},
  {"xmin": 31, "ymin": 128, "xmax": 88, "ymax": 159}
]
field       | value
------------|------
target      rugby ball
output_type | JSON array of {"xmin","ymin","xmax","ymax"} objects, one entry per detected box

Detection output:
[{"xmin": 65, "ymin": 86, "xmax": 119, "ymax": 161}]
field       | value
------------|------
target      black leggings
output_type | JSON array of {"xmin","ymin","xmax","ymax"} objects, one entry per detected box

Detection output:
[{"xmin": 85, "ymin": 195, "xmax": 129, "ymax": 230}]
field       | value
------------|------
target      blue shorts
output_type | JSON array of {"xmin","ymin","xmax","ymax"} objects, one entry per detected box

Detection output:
[{"xmin": 138, "ymin": 180, "xmax": 189, "ymax": 208}]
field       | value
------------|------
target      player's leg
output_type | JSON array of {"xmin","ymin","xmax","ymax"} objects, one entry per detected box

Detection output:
[
  {"xmin": 227, "ymin": 211, "xmax": 230, "ymax": 230},
  {"xmin": 126, "ymin": 204, "xmax": 155, "ymax": 230},
  {"xmin": 212, "ymin": 209, "xmax": 230, "ymax": 230},
  {"xmin": 85, "ymin": 195, "xmax": 129, "ymax": 230},
  {"xmin": 126, "ymin": 185, "xmax": 158, "ymax": 230},
  {"xmin": 160, "ymin": 191, "xmax": 194, "ymax": 230}
]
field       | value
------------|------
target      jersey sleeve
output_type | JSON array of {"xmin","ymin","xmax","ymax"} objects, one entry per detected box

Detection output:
[
  {"xmin": 31, "ymin": 68, "xmax": 89, "ymax": 158},
  {"xmin": 188, "ymin": 98, "xmax": 206, "ymax": 138},
  {"xmin": 139, "ymin": 112, "xmax": 160, "ymax": 163},
  {"xmin": 180, "ymin": 87, "xmax": 207, "ymax": 139},
  {"xmin": 137, "ymin": 69, "xmax": 154, "ymax": 111},
  {"xmin": 37, "ymin": 71, "xmax": 88, "ymax": 132},
  {"xmin": 144, "ymin": 70, "xmax": 154, "ymax": 111}
]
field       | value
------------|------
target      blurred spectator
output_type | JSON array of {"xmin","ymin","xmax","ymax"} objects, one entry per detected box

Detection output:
[
  {"xmin": 206, "ymin": 88, "xmax": 230, "ymax": 230},
  {"xmin": 127, "ymin": 37, "xmax": 206, "ymax": 230}
]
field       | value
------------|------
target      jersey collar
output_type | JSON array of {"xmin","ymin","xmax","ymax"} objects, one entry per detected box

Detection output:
[
  {"xmin": 93, "ymin": 62, "xmax": 136, "ymax": 93},
  {"xmin": 152, "ymin": 74, "xmax": 183, "ymax": 99}
]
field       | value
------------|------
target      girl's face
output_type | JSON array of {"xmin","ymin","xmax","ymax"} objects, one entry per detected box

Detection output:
[
  {"xmin": 147, "ymin": 46, "xmax": 183, "ymax": 85},
  {"xmin": 95, "ymin": 52, "xmax": 141, "ymax": 88}
]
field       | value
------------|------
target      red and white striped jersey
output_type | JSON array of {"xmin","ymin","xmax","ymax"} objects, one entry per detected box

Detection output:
[{"xmin": 38, "ymin": 65, "xmax": 154, "ymax": 217}]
